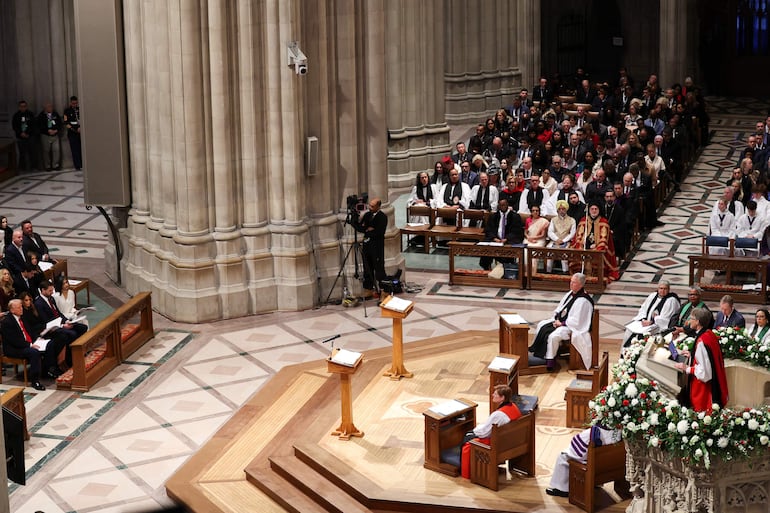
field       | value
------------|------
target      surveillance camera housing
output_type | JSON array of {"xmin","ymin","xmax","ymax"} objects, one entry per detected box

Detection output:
[{"xmin": 287, "ymin": 41, "xmax": 308, "ymax": 76}]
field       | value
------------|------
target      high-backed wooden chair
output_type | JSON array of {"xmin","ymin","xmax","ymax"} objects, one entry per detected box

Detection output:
[
  {"xmin": 469, "ymin": 411, "xmax": 536, "ymax": 491},
  {"xmin": 0, "ymin": 338, "xmax": 29, "ymax": 387},
  {"xmin": 569, "ymin": 440, "xmax": 629, "ymax": 513},
  {"xmin": 563, "ymin": 308, "xmax": 600, "ymax": 371},
  {"xmin": 565, "ymin": 351, "xmax": 609, "ymax": 428}
]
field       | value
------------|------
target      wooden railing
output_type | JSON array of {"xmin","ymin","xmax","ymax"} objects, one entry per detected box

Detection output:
[
  {"xmin": 688, "ymin": 254, "xmax": 768, "ymax": 304},
  {"xmin": 57, "ymin": 292, "xmax": 154, "ymax": 391}
]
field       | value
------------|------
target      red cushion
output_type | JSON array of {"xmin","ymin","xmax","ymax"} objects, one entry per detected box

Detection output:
[
  {"xmin": 56, "ymin": 345, "xmax": 107, "ymax": 385},
  {"xmin": 121, "ymin": 324, "xmax": 140, "ymax": 342}
]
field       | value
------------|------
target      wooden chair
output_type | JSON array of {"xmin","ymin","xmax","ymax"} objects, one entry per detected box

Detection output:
[
  {"xmin": 469, "ymin": 411, "xmax": 536, "ymax": 491},
  {"xmin": 569, "ymin": 440, "xmax": 629, "ymax": 513},
  {"xmin": 562, "ymin": 308, "xmax": 600, "ymax": 371},
  {"xmin": 0, "ymin": 341, "xmax": 29, "ymax": 388},
  {"xmin": 565, "ymin": 351, "xmax": 609, "ymax": 428},
  {"xmin": 402, "ymin": 204, "xmax": 434, "ymax": 252}
]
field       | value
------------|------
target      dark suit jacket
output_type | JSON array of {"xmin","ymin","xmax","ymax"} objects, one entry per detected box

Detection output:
[
  {"xmin": 0, "ymin": 314, "xmax": 40, "ymax": 354},
  {"xmin": 22, "ymin": 232, "xmax": 50, "ymax": 260},
  {"xmin": 484, "ymin": 210, "xmax": 524, "ymax": 244},
  {"xmin": 34, "ymin": 295, "xmax": 68, "ymax": 325},
  {"xmin": 4, "ymin": 243, "xmax": 27, "ymax": 276}
]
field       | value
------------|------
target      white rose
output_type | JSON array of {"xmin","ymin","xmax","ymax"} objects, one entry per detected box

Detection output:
[
  {"xmin": 608, "ymin": 396, "xmax": 616, "ymax": 407},
  {"xmin": 627, "ymin": 422, "xmax": 637, "ymax": 432},
  {"xmin": 695, "ymin": 448, "xmax": 703, "ymax": 458},
  {"xmin": 703, "ymin": 415, "xmax": 712, "ymax": 425},
  {"xmin": 749, "ymin": 419, "xmax": 759, "ymax": 431},
  {"xmin": 631, "ymin": 398, "xmax": 639, "ymax": 406},
  {"xmin": 641, "ymin": 421, "xmax": 650, "ymax": 431},
  {"xmin": 706, "ymin": 438, "xmax": 713, "ymax": 447},
  {"xmin": 691, "ymin": 421, "xmax": 699, "ymax": 430},
  {"xmin": 744, "ymin": 412, "xmax": 751, "ymax": 420},
  {"xmin": 649, "ymin": 436, "xmax": 660, "ymax": 447},
  {"xmin": 625, "ymin": 383, "xmax": 638, "ymax": 398},
  {"xmin": 736, "ymin": 418, "xmax": 745, "ymax": 426},
  {"xmin": 690, "ymin": 435, "xmax": 700, "ymax": 444},
  {"xmin": 668, "ymin": 422, "xmax": 676, "ymax": 432},
  {"xmin": 649, "ymin": 413, "xmax": 660, "ymax": 426},
  {"xmin": 677, "ymin": 420, "xmax": 689, "ymax": 434},
  {"xmin": 761, "ymin": 436, "xmax": 769, "ymax": 445},
  {"xmin": 588, "ymin": 400, "xmax": 596, "ymax": 409},
  {"xmin": 718, "ymin": 437, "xmax": 729, "ymax": 448}
]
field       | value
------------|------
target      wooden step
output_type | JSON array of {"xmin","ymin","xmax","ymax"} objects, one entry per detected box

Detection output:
[
  {"xmin": 270, "ymin": 455, "xmax": 373, "ymax": 513},
  {"xmin": 249, "ymin": 466, "xmax": 328, "ymax": 513}
]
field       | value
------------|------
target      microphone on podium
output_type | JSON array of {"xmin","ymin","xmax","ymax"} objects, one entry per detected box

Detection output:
[{"xmin": 321, "ymin": 334, "xmax": 341, "ymax": 349}]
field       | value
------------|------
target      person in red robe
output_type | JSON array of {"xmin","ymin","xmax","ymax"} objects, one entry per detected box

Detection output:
[
  {"xmin": 675, "ymin": 307, "xmax": 729, "ymax": 412},
  {"xmin": 570, "ymin": 202, "xmax": 621, "ymax": 281}
]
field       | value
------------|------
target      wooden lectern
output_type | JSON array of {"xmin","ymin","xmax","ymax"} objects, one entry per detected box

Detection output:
[
  {"xmin": 423, "ymin": 398, "xmax": 477, "ymax": 476},
  {"xmin": 499, "ymin": 312, "xmax": 542, "ymax": 375},
  {"xmin": 327, "ymin": 348, "xmax": 364, "ymax": 440},
  {"xmin": 380, "ymin": 295, "xmax": 415, "ymax": 380},
  {"xmin": 487, "ymin": 353, "xmax": 519, "ymax": 412}
]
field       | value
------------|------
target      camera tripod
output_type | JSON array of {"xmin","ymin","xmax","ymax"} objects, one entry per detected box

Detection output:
[{"xmin": 324, "ymin": 219, "xmax": 373, "ymax": 317}]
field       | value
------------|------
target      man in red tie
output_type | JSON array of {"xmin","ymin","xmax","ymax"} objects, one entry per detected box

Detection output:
[
  {"xmin": 34, "ymin": 280, "xmax": 88, "ymax": 371},
  {"xmin": 1, "ymin": 299, "xmax": 46, "ymax": 390}
]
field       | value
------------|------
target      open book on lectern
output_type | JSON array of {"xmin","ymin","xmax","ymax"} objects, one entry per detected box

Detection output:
[
  {"xmin": 381, "ymin": 295, "xmax": 413, "ymax": 313},
  {"xmin": 329, "ymin": 348, "xmax": 363, "ymax": 367}
]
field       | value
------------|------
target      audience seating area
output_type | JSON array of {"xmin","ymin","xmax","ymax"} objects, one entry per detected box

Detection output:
[{"xmin": 56, "ymin": 292, "xmax": 153, "ymax": 391}]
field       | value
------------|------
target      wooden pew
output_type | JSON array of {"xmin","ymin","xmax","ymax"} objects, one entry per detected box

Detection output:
[
  {"xmin": 1, "ymin": 387, "xmax": 29, "ymax": 440},
  {"xmin": 526, "ymin": 247, "xmax": 606, "ymax": 293},
  {"xmin": 569, "ymin": 440, "xmax": 629, "ymax": 513},
  {"xmin": 566, "ymin": 308, "xmax": 600, "ymax": 371},
  {"xmin": 688, "ymin": 254, "xmax": 769, "ymax": 305},
  {"xmin": 56, "ymin": 292, "xmax": 153, "ymax": 391},
  {"xmin": 565, "ymin": 351, "xmax": 609, "ymax": 428},
  {"xmin": 448, "ymin": 242, "xmax": 526, "ymax": 289},
  {"xmin": 469, "ymin": 411, "xmax": 536, "ymax": 491}
]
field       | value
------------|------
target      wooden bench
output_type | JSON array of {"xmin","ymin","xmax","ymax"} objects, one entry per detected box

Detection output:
[
  {"xmin": 688, "ymin": 254, "xmax": 768, "ymax": 304},
  {"xmin": 448, "ymin": 241, "xmax": 526, "ymax": 289},
  {"xmin": 565, "ymin": 351, "xmax": 609, "ymax": 428},
  {"xmin": 468, "ymin": 411, "xmax": 536, "ymax": 491},
  {"xmin": 526, "ymin": 247, "xmax": 606, "ymax": 293},
  {"xmin": 1, "ymin": 387, "xmax": 29, "ymax": 440},
  {"xmin": 569, "ymin": 440, "xmax": 629, "ymax": 513},
  {"xmin": 56, "ymin": 292, "xmax": 153, "ymax": 391},
  {"xmin": 565, "ymin": 308, "xmax": 600, "ymax": 371}
]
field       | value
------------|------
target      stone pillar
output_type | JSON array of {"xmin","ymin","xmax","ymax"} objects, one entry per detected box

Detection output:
[{"xmin": 659, "ymin": 0, "xmax": 692, "ymax": 86}]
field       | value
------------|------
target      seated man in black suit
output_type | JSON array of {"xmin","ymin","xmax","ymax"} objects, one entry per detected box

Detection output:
[
  {"xmin": 21, "ymin": 220, "xmax": 56, "ymax": 263},
  {"xmin": 34, "ymin": 280, "xmax": 88, "ymax": 368},
  {"xmin": 479, "ymin": 199, "xmax": 524, "ymax": 271},
  {"xmin": 0, "ymin": 299, "xmax": 50, "ymax": 390},
  {"xmin": 13, "ymin": 263, "xmax": 42, "ymax": 299},
  {"xmin": 4, "ymin": 229, "xmax": 29, "ymax": 277}
]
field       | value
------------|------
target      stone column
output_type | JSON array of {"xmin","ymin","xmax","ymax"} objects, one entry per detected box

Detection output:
[{"xmin": 659, "ymin": 0, "xmax": 691, "ymax": 87}]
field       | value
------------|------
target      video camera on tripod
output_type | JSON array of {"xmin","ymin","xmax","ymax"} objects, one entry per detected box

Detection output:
[{"xmin": 345, "ymin": 193, "xmax": 369, "ymax": 225}]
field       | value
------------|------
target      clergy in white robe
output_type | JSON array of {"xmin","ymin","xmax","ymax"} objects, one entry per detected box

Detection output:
[{"xmin": 623, "ymin": 281, "xmax": 680, "ymax": 345}]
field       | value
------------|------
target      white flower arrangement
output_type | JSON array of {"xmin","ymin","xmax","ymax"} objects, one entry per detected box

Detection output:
[{"xmin": 590, "ymin": 333, "xmax": 770, "ymax": 469}]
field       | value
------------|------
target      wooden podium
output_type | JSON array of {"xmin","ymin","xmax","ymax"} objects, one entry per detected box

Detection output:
[
  {"xmin": 487, "ymin": 353, "xmax": 520, "ymax": 412},
  {"xmin": 499, "ymin": 312, "xmax": 541, "ymax": 375},
  {"xmin": 380, "ymin": 295, "xmax": 415, "ymax": 380},
  {"xmin": 327, "ymin": 348, "xmax": 364, "ymax": 440},
  {"xmin": 423, "ymin": 398, "xmax": 477, "ymax": 476}
]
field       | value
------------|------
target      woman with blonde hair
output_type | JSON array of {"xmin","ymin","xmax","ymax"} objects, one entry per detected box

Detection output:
[{"xmin": 0, "ymin": 268, "xmax": 15, "ymax": 311}]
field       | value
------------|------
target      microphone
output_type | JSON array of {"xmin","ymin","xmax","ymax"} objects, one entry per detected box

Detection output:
[{"xmin": 321, "ymin": 334, "xmax": 341, "ymax": 349}]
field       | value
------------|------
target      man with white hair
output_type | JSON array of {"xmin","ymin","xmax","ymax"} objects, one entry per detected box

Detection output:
[
  {"xmin": 623, "ymin": 281, "xmax": 680, "ymax": 346},
  {"xmin": 519, "ymin": 174, "xmax": 554, "ymax": 215},
  {"xmin": 529, "ymin": 273, "xmax": 594, "ymax": 371}
]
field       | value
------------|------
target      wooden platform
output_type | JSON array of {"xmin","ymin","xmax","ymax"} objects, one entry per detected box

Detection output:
[{"xmin": 166, "ymin": 331, "xmax": 629, "ymax": 513}]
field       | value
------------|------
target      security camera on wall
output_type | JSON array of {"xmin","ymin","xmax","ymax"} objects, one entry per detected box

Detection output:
[{"xmin": 287, "ymin": 41, "xmax": 308, "ymax": 75}]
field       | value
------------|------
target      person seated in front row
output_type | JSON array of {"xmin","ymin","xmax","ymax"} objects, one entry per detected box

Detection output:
[
  {"xmin": 529, "ymin": 273, "xmax": 594, "ymax": 371},
  {"xmin": 546, "ymin": 200, "xmax": 576, "ymax": 273},
  {"xmin": 735, "ymin": 200, "xmax": 765, "ymax": 256},
  {"xmin": 406, "ymin": 171, "xmax": 439, "ymax": 247},
  {"xmin": 623, "ymin": 281, "xmax": 680, "ymax": 347},
  {"xmin": 546, "ymin": 424, "xmax": 622, "ymax": 498},
  {"xmin": 673, "ymin": 286, "xmax": 711, "ymax": 337},
  {"xmin": 13, "ymin": 263, "xmax": 41, "ymax": 299},
  {"xmin": 714, "ymin": 294, "xmax": 745, "ymax": 329},
  {"xmin": 478, "ymin": 199, "xmax": 524, "ymax": 271},
  {"xmin": 708, "ymin": 199, "xmax": 735, "ymax": 256},
  {"xmin": 34, "ymin": 280, "xmax": 88, "ymax": 359},
  {"xmin": 0, "ymin": 299, "xmax": 51, "ymax": 390},
  {"xmin": 749, "ymin": 308, "xmax": 770, "ymax": 344}
]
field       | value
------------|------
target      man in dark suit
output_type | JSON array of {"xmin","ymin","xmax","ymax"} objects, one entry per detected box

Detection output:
[
  {"xmin": 13, "ymin": 264, "xmax": 41, "ymax": 299},
  {"xmin": 4, "ymin": 229, "xmax": 28, "ymax": 277},
  {"xmin": 533, "ymin": 77, "xmax": 553, "ymax": 104},
  {"xmin": 21, "ymin": 220, "xmax": 55, "ymax": 263},
  {"xmin": 479, "ymin": 199, "xmax": 524, "ymax": 271},
  {"xmin": 34, "ymin": 280, "xmax": 88, "ymax": 368},
  {"xmin": 602, "ymin": 189, "xmax": 628, "ymax": 260},
  {"xmin": 1, "ymin": 299, "xmax": 46, "ymax": 389}
]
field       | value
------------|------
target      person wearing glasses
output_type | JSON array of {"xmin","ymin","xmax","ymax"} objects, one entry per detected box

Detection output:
[
  {"xmin": 749, "ymin": 309, "xmax": 770, "ymax": 345},
  {"xmin": 674, "ymin": 307, "xmax": 729, "ymax": 412}
]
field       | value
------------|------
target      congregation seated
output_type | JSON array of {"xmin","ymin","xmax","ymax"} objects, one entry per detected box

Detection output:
[
  {"xmin": 519, "ymin": 174, "xmax": 554, "ymax": 216},
  {"xmin": 4, "ymin": 229, "xmax": 28, "ymax": 277},
  {"xmin": 479, "ymin": 199, "xmax": 524, "ymax": 271},
  {"xmin": 571, "ymin": 202, "xmax": 620, "ymax": 281},
  {"xmin": 546, "ymin": 200, "xmax": 576, "ymax": 273},
  {"xmin": 34, "ymin": 279, "xmax": 87, "ymax": 372},
  {"xmin": 436, "ymin": 167, "xmax": 471, "ymax": 223},
  {"xmin": 735, "ymin": 200, "xmax": 764, "ymax": 256},
  {"xmin": 0, "ymin": 268, "xmax": 15, "ymax": 311},
  {"xmin": 469, "ymin": 171, "xmax": 498, "ymax": 213},
  {"xmin": 529, "ymin": 272, "xmax": 594, "ymax": 371},
  {"xmin": 13, "ymin": 264, "xmax": 41, "ymax": 299},
  {"xmin": 708, "ymin": 198, "xmax": 735, "ymax": 255},
  {"xmin": 1, "ymin": 299, "xmax": 52, "ymax": 390},
  {"xmin": 673, "ymin": 286, "xmax": 711, "ymax": 338}
]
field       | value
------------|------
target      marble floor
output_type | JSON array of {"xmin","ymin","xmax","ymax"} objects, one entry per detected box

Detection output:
[{"xmin": 5, "ymin": 97, "xmax": 769, "ymax": 513}]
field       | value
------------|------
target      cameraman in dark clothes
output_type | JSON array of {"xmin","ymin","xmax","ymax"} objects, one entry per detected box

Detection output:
[{"xmin": 352, "ymin": 197, "xmax": 388, "ymax": 298}]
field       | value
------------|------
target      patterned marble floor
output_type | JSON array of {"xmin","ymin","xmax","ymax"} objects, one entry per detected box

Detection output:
[{"xmin": 6, "ymin": 97, "xmax": 770, "ymax": 513}]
